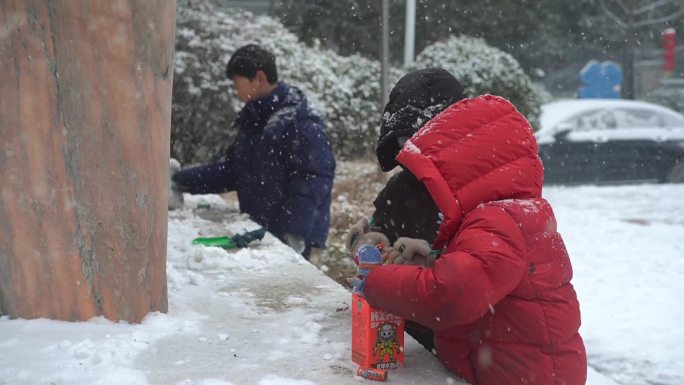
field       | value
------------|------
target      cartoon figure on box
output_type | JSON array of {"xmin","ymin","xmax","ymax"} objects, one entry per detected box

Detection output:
[{"xmin": 373, "ymin": 323, "xmax": 401, "ymax": 364}]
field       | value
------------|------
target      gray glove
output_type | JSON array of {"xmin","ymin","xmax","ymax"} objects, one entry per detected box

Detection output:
[
  {"xmin": 345, "ymin": 218, "xmax": 370, "ymax": 253},
  {"xmin": 284, "ymin": 232, "xmax": 306, "ymax": 254},
  {"xmin": 385, "ymin": 237, "xmax": 435, "ymax": 267},
  {"xmin": 345, "ymin": 218, "xmax": 389, "ymax": 255}
]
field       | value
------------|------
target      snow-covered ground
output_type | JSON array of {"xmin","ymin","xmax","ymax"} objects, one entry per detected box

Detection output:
[
  {"xmin": 545, "ymin": 184, "xmax": 684, "ymax": 385},
  {"xmin": 1, "ymin": 185, "xmax": 683, "ymax": 385}
]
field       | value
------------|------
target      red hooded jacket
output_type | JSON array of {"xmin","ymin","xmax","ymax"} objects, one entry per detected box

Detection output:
[{"xmin": 364, "ymin": 95, "xmax": 587, "ymax": 385}]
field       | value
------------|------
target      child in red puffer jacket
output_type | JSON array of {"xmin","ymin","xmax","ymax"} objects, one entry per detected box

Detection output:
[{"xmin": 346, "ymin": 68, "xmax": 586, "ymax": 385}]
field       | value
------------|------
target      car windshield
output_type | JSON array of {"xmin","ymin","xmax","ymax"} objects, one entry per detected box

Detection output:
[
  {"xmin": 614, "ymin": 109, "xmax": 664, "ymax": 128},
  {"xmin": 570, "ymin": 109, "xmax": 619, "ymax": 131},
  {"xmin": 563, "ymin": 107, "xmax": 684, "ymax": 132}
]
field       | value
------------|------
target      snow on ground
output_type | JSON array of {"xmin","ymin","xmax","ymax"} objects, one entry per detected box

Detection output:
[
  {"xmin": 544, "ymin": 184, "xmax": 684, "ymax": 385},
  {"xmin": 1, "ymin": 185, "xmax": 683, "ymax": 385}
]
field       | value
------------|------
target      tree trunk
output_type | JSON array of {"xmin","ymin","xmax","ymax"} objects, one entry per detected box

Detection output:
[{"xmin": 0, "ymin": 1, "xmax": 176, "ymax": 322}]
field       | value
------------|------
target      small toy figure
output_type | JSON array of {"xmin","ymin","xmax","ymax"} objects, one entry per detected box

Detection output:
[{"xmin": 350, "ymin": 244, "xmax": 383, "ymax": 295}]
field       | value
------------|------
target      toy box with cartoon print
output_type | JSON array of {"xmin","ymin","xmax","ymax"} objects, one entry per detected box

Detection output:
[{"xmin": 351, "ymin": 293, "xmax": 404, "ymax": 369}]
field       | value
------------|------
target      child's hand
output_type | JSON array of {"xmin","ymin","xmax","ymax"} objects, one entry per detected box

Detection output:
[
  {"xmin": 345, "ymin": 218, "xmax": 371, "ymax": 253},
  {"xmin": 345, "ymin": 218, "xmax": 390, "ymax": 256},
  {"xmin": 385, "ymin": 237, "xmax": 435, "ymax": 267}
]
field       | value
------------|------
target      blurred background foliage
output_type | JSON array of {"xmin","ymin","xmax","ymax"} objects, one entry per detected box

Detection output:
[{"xmin": 173, "ymin": 0, "xmax": 684, "ymax": 164}]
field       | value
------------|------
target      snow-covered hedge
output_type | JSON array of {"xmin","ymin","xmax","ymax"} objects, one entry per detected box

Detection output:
[
  {"xmin": 172, "ymin": 1, "xmax": 393, "ymax": 163},
  {"xmin": 172, "ymin": 1, "xmax": 235, "ymax": 164},
  {"xmin": 645, "ymin": 86, "xmax": 684, "ymax": 114},
  {"xmin": 408, "ymin": 35, "xmax": 542, "ymax": 128},
  {"xmin": 172, "ymin": 2, "xmax": 543, "ymax": 164}
]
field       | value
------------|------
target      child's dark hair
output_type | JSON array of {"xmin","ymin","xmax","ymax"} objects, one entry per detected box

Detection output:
[{"xmin": 225, "ymin": 44, "xmax": 278, "ymax": 84}]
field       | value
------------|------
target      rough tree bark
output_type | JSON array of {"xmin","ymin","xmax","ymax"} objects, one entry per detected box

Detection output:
[{"xmin": 0, "ymin": 1, "xmax": 176, "ymax": 322}]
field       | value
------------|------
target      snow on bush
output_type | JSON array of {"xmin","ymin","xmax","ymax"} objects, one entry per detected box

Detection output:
[
  {"xmin": 172, "ymin": 2, "xmax": 543, "ymax": 164},
  {"xmin": 173, "ymin": 0, "xmax": 395, "ymax": 163},
  {"xmin": 646, "ymin": 86, "xmax": 684, "ymax": 114},
  {"xmin": 408, "ymin": 35, "xmax": 543, "ymax": 128}
]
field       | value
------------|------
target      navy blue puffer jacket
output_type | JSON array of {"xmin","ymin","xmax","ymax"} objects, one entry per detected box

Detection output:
[{"xmin": 173, "ymin": 82, "xmax": 335, "ymax": 247}]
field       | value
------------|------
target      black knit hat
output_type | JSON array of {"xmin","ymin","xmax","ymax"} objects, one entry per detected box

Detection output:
[{"xmin": 377, "ymin": 68, "xmax": 466, "ymax": 171}]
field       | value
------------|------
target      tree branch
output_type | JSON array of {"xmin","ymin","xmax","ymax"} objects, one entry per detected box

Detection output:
[
  {"xmin": 600, "ymin": 0, "xmax": 629, "ymax": 28},
  {"xmin": 614, "ymin": 0, "xmax": 632, "ymax": 16},
  {"xmin": 633, "ymin": 6, "xmax": 684, "ymax": 27},
  {"xmin": 632, "ymin": 0, "xmax": 670, "ymax": 16}
]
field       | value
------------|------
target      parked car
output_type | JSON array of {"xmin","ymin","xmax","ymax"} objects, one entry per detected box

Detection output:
[{"xmin": 537, "ymin": 99, "xmax": 684, "ymax": 185}]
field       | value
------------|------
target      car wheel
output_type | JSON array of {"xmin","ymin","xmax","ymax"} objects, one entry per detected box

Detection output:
[{"xmin": 667, "ymin": 162, "xmax": 684, "ymax": 183}]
